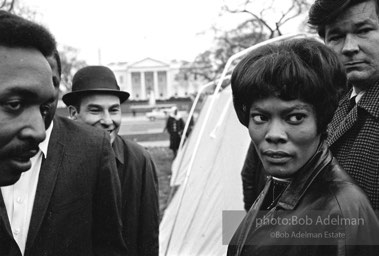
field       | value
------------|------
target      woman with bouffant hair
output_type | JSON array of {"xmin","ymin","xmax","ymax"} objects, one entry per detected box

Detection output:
[{"xmin": 227, "ymin": 38, "xmax": 379, "ymax": 256}]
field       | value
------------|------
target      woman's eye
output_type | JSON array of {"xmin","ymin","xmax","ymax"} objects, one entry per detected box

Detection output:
[
  {"xmin": 287, "ymin": 114, "xmax": 305, "ymax": 124},
  {"xmin": 251, "ymin": 114, "xmax": 267, "ymax": 123}
]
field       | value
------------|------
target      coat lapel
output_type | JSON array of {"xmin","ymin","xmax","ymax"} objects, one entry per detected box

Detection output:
[
  {"xmin": 0, "ymin": 194, "xmax": 13, "ymax": 240},
  {"xmin": 25, "ymin": 118, "xmax": 64, "ymax": 251},
  {"xmin": 328, "ymin": 104, "xmax": 358, "ymax": 146},
  {"xmin": 328, "ymin": 83, "xmax": 379, "ymax": 146}
]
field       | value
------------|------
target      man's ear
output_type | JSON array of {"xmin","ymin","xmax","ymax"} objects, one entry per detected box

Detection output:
[{"xmin": 68, "ymin": 105, "xmax": 79, "ymax": 120}]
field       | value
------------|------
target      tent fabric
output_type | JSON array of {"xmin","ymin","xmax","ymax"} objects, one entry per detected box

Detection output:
[
  {"xmin": 169, "ymin": 93, "xmax": 213, "ymax": 187},
  {"xmin": 160, "ymin": 87, "xmax": 251, "ymax": 256}
]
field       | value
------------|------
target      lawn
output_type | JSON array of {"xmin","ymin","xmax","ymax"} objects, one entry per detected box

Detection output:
[{"xmin": 146, "ymin": 146, "xmax": 174, "ymax": 221}]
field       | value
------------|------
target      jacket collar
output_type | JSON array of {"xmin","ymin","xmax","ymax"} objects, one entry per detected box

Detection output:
[
  {"xmin": 339, "ymin": 82, "xmax": 379, "ymax": 119},
  {"xmin": 276, "ymin": 141, "xmax": 333, "ymax": 210},
  {"xmin": 356, "ymin": 82, "xmax": 379, "ymax": 119},
  {"xmin": 25, "ymin": 116, "xmax": 64, "ymax": 252},
  {"xmin": 112, "ymin": 135, "xmax": 125, "ymax": 165}
]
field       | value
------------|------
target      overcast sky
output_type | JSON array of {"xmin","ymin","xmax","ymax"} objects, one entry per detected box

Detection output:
[{"xmin": 26, "ymin": 0, "xmax": 306, "ymax": 65}]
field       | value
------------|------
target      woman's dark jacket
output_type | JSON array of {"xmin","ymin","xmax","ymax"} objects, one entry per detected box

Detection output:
[{"xmin": 228, "ymin": 142, "xmax": 379, "ymax": 256}]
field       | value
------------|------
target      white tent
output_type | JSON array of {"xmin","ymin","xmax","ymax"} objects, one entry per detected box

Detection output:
[
  {"xmin": 160, "ymin": 87, "xmax": 250, "ymax": 255},
  {"xmin": 159, "ymin": 33, "xmax": 312, "ymax": 256}
]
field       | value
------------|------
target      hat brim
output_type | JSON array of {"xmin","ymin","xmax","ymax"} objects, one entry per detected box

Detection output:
[{"xmin": 62, "ymin": 89, "xmax": 130, "ymax": 106}]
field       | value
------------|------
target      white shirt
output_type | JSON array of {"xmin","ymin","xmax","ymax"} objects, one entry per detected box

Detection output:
[
  {"xmin": 351, "ymin": 87, "xmax": 365, "ymax": 104},
  {"xmin": 1, "ymin": 122, "xmax": 53, "ymax": 255}
]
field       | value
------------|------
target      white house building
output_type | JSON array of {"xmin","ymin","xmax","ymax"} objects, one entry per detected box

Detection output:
[{"xmin": 108, "ymin": 58, "xmax": 203, "ymax": 101}]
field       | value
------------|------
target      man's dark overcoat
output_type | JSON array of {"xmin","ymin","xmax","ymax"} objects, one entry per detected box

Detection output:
[
  {"xmin": 0, "ymin": 116, "xmax": 126, "ymax": 256},
  {"xmin": 113, "ymin": 135, "xmax": 159, "ymax": 256},
  {"xmin": 327, "ymin": 83, "xmax": 379, "ymax": 210}
]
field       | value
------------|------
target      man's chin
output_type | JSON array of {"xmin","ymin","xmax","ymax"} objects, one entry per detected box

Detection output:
[
  {"xmin": 347, "ymin": 71, "xmax": 377, "ymax": 90},
  {"xmin": 0, "ymin": 165, "xmax": 23, "ymax": 186},
  {"xmin": 1, "ymin": 175, "xmax": 22, "ymax": 186}
]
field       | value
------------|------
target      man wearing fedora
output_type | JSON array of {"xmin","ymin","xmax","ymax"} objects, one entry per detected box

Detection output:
[{"xmin": 63, "ymin": 65, "xmax": 159, "ymax": 256}]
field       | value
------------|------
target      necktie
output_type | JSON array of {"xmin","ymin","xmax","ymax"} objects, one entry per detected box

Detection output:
[{"xmin": 348, "ymin": 96, "xmax": 356, "ymax": 112}]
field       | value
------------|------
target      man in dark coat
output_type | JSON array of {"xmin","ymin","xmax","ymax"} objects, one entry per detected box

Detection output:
[
  {"xmin": 308, "ymin": 0, "xmax": 379, "ymax": 210},
  {"xmin": 0, "ymin": 12, "xmax": 126, "ymax": 256},
  {"xmin": 63, "ymin": 65, "xmax": 160, "ymax": 256},
  {"xmin": 0, "ymin": 11, "xmax": 53, "ymax": 187},
  {"xmin": 164, "ymin": 107, "xmax": 185, "ymax": 158}
]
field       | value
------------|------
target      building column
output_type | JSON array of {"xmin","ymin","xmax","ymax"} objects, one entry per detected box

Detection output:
[
  {"xmin": 126, "ymin": 71, "xmax": 133, "ymax": 98},
  {"xmin": 167, "ymin": 69, "xmax": 172, "ymax": 98},
  {"xmin": 153, "ymin": 71, "xmax": 159, "ymax": 99},
  {"xmin": 141, "ymin": 71, "xmax": 146, "ymax": 100}
]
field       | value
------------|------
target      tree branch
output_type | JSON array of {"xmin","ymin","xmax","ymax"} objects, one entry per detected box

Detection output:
[{"xmin": 8, "ymin": 0, "xmax": 15, "ymax": 11}]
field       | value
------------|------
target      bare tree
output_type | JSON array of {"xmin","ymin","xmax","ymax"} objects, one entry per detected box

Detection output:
[
  {"xmin": 177, "ymin": 21, "xmax": 267, "ymax": 83},
  {"xmin": 58, "ymin": 45, "xmax": 87, "ymax": 95},
  {"xmin": 223, "ymin": 0, "xmax": 311, "ymax": 38},
  {"xmin": 178, "ymin": 0, "xmax": 312, "ymax": 84},
  {"xmin": 1, "ymin": 0, "xmax": 38, "ymax": 20},
  {"xmin": 0, "ymin": 0, "xmax": 15, "ymax": 11}
]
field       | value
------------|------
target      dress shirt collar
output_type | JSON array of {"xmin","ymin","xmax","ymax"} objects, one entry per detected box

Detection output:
[
  {"xmin": 39, "ymin": 121, "xmax": 54, "ymax": 158},
  {"xmin": 350, "ymin": 87, "xmax": 365, "ymax": 104}
]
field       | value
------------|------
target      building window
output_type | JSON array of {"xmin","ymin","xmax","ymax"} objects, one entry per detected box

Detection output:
[{"xmin": 119, "ymin": 75, "xmax": 124, "ymax": 83}]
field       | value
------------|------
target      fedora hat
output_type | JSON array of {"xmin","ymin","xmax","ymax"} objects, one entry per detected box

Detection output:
[{"xmin": 62, "ymin": 65, "xmax": 130, "ymax": 106}]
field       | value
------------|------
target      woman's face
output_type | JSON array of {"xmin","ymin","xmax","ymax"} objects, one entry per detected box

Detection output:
[{"xmin": 248, "ymin": 97, "xmax": 321, "ymax": 178}]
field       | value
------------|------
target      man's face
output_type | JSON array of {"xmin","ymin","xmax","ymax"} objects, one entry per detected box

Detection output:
[
  {"xmin": 45, "ymin": 55, "xmax": 60, "ymax": 129},
  {"xmin": 0, "ymin": 46, "xmax": 55, "ymax": 186},
  {"xmin": 69, "ymin": 94, "xmax": 121, "ymax": 144},
  {"xmin": 324, "ymin": 0, "xmax": 379, "ymax": 90}
]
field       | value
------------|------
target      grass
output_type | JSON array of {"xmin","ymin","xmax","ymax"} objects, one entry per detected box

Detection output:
[
  {"xmin": 124, "ymin": 132, "xmax": 169, "ymax": 143},
  {"xmin": 146, "ymin": 146, "xmax": 174, "ymax": 221}
]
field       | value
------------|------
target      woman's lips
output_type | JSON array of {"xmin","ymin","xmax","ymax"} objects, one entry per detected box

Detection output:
[{"xmin": 262, "ymin": 150, "xmax": 292, "ymax": 164}]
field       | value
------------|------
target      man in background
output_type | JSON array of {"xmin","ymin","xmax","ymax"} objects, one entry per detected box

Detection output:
[
  {"xmin": 308, "ymin": 0, "xmax": 379, "ymax": 210},
  {"xmin": 164, "ymin": 107, "xmax": 185, "ymax": 158},
  {"xmin": 0, "ymin": 11, "xmax": 126, "ymax": 256},
  {"xmin": 63, "ymin": 65, "xmax": 160, "ymax": 256}
]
